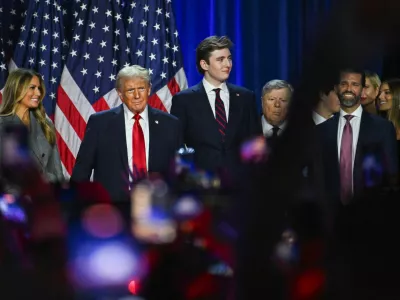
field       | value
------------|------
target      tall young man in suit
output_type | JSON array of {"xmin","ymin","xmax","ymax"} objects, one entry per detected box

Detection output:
[
  {"xmin": 71, "ymin": 65, "xmax": 182, "ymax": 202},
  {"xmin": 170, "ymin": 36, "xmax": 261, "ymax": 174},
  {"xmin": 316, "ymin": 69, "xmax": 398, "ymax": 206}
]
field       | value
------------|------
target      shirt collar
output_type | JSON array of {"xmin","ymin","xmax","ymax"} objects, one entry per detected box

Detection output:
[
  {"xmin": 261, "ymin": 115, "xmax": 287, "ymax": 131},
  {"xmin": 123, "ymin": 103, "xmax": 148, "ymax": 123},
  {"xmin": 312, "ymin": 111, "xmax": 327, "ymax": 125},
  {"xmin": 202, "ymin": 77, "xmax": 229, "ymax": 94},
  {"xmin": 339, "ymin": 104, "xmax": 363, "ymax": 119}
]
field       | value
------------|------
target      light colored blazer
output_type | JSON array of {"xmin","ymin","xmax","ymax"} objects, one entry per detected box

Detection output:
[{"xmin": 0, "ymin": 112, "xmax": 64, "ymax": 183}]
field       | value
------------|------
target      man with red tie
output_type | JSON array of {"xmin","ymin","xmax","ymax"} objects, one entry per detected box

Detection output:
[
  {"xmin": 71, "ymin": 65, "xmax": 182, "ymax": 202},
  {"xmin": 170, "ymin": 36, "xmax": 261, "ymax": 174},
  {"xmin": 316, "ymin": 69, "xmax": 398, "ymax": 208}
]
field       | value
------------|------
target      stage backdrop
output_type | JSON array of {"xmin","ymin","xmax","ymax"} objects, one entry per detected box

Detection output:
[
  {"xmin": 0, "ymin": 0, "xmax": 385, "ymax": 178},
  {"xmin": 173, "ymin": 0, "xmax": 384, "ymax": 106},
  {"xmin": 172, "ymin": 0, "xmax": 333, "ymax": 105}
]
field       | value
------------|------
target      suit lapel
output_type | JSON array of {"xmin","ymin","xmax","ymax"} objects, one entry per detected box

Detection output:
[
  {"xmin": 29, "ymin": 112, "xmax": 51, "ymax": 167},
  {"xmin": 330, "ymin": 114, "xmax": 340, "ymax": 160},
  {"xmin": 148, "ymin": 106, "xmax": 161, "ymax": 172},
  {"xmin": 225, "ymin": 84, "xmax": 240, "ymax": 143},
  {"xmin": 193, "ymin": 83, "xmax": 221, "ymax": 140},
  {"xmin": 354, "ymin": 111, "xmax": 370, "ymax": 194},
  {"xmin": 329, "ymin": 114, "xmax": 340, "ymax": 185},
  {"xmin": 110, "ymin": 104, "xmax": 129, "ymax": 170},
  {"xmin": 355, "ymin": 111, "xmax": 369, "ymax": 161}
]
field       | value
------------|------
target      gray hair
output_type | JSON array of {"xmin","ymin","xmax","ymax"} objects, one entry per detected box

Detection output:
[
  {"xmin": 116, "ymin": 65, "xmax": 151, "ymax": 90},
  {"xmin": 261, "ymin": 79, "xmax": 294, "ymax": 98}
]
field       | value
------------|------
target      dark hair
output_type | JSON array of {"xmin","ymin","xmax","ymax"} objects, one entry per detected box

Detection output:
[
  {"xmin": 338, "ymin": 68, "xmax": 366, "ymax": 87},
  {"xmin": 320, "ymin": 83, "xmax": 335, "ymax": 97},
  {"xmin": 384, "ymin": 78, "xmax": 400, "ymax": 130},
  {"xmin": 195, "ymin": 36, "xmax": 233, "ymax": 74}
]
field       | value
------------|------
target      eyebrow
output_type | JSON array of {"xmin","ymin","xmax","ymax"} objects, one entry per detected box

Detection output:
[
  {"xmin": 127, "ymin": 86, "xmax": 145, "ymax": 90},
  {"xmin": 216, "ymin": 55, "xmax": 232, "ymax": 59},
  {"xmin": 340, "ymin": 80, "xmax": 360, "ymax": 84}
]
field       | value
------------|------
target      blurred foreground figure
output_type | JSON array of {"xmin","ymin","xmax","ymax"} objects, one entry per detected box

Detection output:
[
  {"xmin": 236, "ymin": 0, "xmax": 400, "ymax": 299},
  {"xmin": 0, "ymin": 132, "xmax": 71, "ymax": 299},
  {"xmin": 130, "ymin": 152, "xmax": 236, "ymax": 300}
]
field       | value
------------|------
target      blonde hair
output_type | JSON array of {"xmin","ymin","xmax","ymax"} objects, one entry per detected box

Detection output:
[
  {"xmin": 0, "ymin": 68, "xmax": 56, "ymax": 145},
  {"xmin": 365, "ymin": 71, "xmax": 381, "ymax": 90}
]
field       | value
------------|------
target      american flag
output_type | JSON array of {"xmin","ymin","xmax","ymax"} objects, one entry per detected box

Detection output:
[
  {"xmin": 0, "ymin": 0, "xmax": 187, "ymax": 178},
  {"xmin": 10, "ymin": 0, "xmax": 68, "ymax": 117},
  {"xmin": 0, "ymin": 0, "xmax": 27, "ymax": 62},
  {"xmin": 122, "ymin": 0, "xmax": 187, "ymax": 111},
  {"xmin": 0, "ymin": 27, "xmax": 8, "ymax": 95},
  {"xmin": 55, "ymin": 0, "xmax": 187, "ymax": 178},
  {"xmin": 0, "ymin": 0, "xmax": 26, "ymax": 94}
]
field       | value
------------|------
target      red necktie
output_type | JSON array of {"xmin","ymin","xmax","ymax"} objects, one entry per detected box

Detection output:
[
  {"xmin": 340, "ymin": 115, "xmax": 354, "ymax": 204},
  {"xmin": 132, "ymin": 114, "xmax": 146, "ymax": 179},
  {"xmin": 213, "ymin": 88, "xmax": 227, "ymax": 140}
]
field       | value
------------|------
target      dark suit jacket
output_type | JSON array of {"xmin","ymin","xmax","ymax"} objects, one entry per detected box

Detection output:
[
  {"xmin": 71, "ymin": 105, "xmax": 182, "ymax": 202},
  {"xmin": 170, "ymin": 81, "xmax": 262, "ymax": 173},
  {"xmin": 316, "ymin": 111, "xmax": 398, "ymax": 206},
  {"xmin": 0, "ymin": 113, "xmax": 64, "ymax": 183}
]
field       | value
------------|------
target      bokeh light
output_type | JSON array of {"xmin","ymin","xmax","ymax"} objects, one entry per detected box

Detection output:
[
  {"xmin": 82, "ymin": 204, "xmax": 123, "ymax": 238},
  {"xmin": 72, "ymin": 242, "xmax": 138, "ymax": 288},
  {"xmin": 173, "ymin": 195, "xmax": 202, "ymax": 218},
  {"xmin": 128, "ymin": 279, "xmax": 138, "ymax": 294}
]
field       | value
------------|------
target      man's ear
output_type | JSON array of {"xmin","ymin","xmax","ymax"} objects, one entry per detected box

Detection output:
[
  {"xmin": 200, "ymin": 59, "xmax": 209, "ymax": 71},
  {"xmin": 116, "ymin": 88, "xmax": 123, "ymax": 100},
  {"xmin": 319, "ymin": 91, "xmax": 326, "ymax": 101}
]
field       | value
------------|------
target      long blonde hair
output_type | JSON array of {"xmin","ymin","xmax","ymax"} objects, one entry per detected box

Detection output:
[{"xmin": 0, "ymin": 68, "xmax": 56, "ymax": 145}]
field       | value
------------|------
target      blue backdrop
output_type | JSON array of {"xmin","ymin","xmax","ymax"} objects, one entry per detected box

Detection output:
[
  {"xmin": 172, "ymin": 0, "xmax": 331, "ymax": 102},
  {"xmin": 172, "ymin": 0, "xmax": 383, "ymax": 108}
]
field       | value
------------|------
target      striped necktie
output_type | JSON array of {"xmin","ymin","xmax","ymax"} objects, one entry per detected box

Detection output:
[{"xmin": 213, "ymin": 88, "xmax": 227, "ymax": 140}]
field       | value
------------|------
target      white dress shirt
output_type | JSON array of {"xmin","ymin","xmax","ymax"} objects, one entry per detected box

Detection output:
[
  {"xmin": 312, "ymin": 111, "xmax": 328, "ymax": 125},
  {"xmin": 124, "ymin": 104, "xmax": 150, "ymax": 182},
  {"xmin": 261, "ymin": 115, "xmax": 287, "ymax": 137},
  {"xmin": 337, "ymin": 105, "xmax": 363, "ymax": 173},
  {"xmin": 202, "ymin": 78, "xmax": 230, "ymax": 121}
]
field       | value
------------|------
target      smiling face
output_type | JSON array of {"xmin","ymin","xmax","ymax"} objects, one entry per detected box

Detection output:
[
  {"xmin": 117, "ymin": 76, "xmax": 151, "ymax": 114},
  {"xmin": 18, "ymin": 75, "xmax": 42, "ymax": 110},
  {"xmin": 335, "ymin": 72, "xmax": 363, "ymax": 109},
  {"xmin": 378, "ymin": 82, "xmax": 392, "ymax": 111},
  {"xmin": 201, "ymin": 48, "xmax": 232, "ymax": 86}
]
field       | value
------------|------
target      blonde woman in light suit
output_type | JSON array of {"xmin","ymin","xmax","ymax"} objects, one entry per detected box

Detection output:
[{"xmin": 0, "ymin": 68, "xmax": 63, "ymax": 183}]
